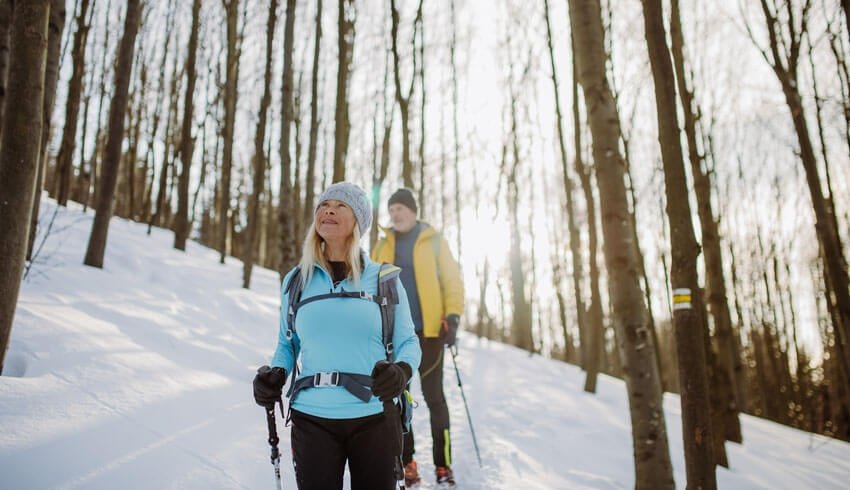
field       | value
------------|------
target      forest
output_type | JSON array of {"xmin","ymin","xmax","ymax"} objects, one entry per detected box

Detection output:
[{"xmin": 0, "ymin": 1, "xmax": 848, "ymax": 488}]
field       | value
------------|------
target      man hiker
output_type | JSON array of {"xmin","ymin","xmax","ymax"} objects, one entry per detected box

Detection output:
[{"xmin": 372, "ymin": 188, "xmax": 465, "ymax": 488}]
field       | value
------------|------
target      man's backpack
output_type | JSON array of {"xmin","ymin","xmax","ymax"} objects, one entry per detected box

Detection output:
[{"xmin": 281, "ymin": 262, "xmax": 413, "ymax": 432}]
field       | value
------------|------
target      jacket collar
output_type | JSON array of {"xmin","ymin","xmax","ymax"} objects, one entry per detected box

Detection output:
[{"xmin": 380, "ymin": 222, "xmax": 435, "ymax": 242}]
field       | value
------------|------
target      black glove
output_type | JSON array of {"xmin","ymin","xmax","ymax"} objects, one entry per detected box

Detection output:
[
  {"xmin": 253, "ymin": 365, "xmax": 287, "ymax": 407},
  {"xmin": 443, "ymin": 314, "xmax": 460, "ymax": 347},
  {"xmin": 371, "ymin": 360, "xmax": 411, "ymax": 402}
]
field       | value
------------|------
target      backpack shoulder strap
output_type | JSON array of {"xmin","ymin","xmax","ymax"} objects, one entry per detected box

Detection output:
[
  {"xmin": 284, "ymin": 266, "xmax": 303, "ymax": 338},
  {"xmin": 378, "ymin": 263, "xmax": 401, "ymax": 361}
]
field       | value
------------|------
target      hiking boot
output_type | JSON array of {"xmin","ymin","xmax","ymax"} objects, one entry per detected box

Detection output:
[
  {"xmin": 404, "ymin": 460, "xmax": 421, "ymax": 487},
  {"xmin": 435, "ymin": 466, "xmax": 456, "ymax": 487}
]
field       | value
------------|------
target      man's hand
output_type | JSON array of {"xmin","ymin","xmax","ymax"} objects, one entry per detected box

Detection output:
[{"xmin": 443, "ymin": 314, "xmax": 460, "ymax": 347}]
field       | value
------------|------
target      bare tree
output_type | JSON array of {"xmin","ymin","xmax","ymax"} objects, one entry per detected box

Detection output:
[
  {"xmin": 27, "ymin": 0, "xmax": 66, "ymax": 260},
  {"xmin": 569, "ymin": 0, "xmax": 674, "ymax": 487},
  {"xmin": 302, "ymin": 0, "xmax": 323, "ymax": 227},
  {"xmin": 332, "ymin": 0, "xmax": 354, "ymax": 182},
  {"xmin": 751, "ymin": 0, "xmax": 850, "ymax": 395},
  {"xmin": 389, "ymin": 0, "xmax": 422, "ymax": 190},
  {"xmin": 0, "ymin": 0, "xmax": 50, "ymax": 374},
  {"xmin": 148, "ymin": 41, "xmax": 180, "ymax": 233},
  {"xmin": 174, "ymin": 0, "xmax": 202, "ymax": 251},
  {"xmin": 218, "ymin": 0, "xmax": 241, "ymax": 263},
  {"xmin": 140, "ymin": 5, "xmax": 174, "ymax": 223},
  {"xmin": 0, "ymin": 0, "xmax": 13, "ymax": 135},
  {"xmin": 450, "ymin": 0, "xmax": 462, "ymax": 255},
  {"xmin": 243, "ymin": 0, "xmax": 277, "ymax": 288},
  {"xmin": 83, "ymin": 0, "xmax": 142, "ymax": 268},
  {"xmin": 543, "ymin": 0, "xmax": 587, "ymax": 369},
  {"xmin": 278, "ymin": 0, "xmax": 298, "ymax": 276},
  {"xmin": 669, "ymin": 0, "xmax": 742, "ymax": 447},
  {"xmin": 54, "ymin": 0, "xmax": 93, "ymax": 206},
  {"xmin": 641, "ymin": 0, "xmax": 716, "ymax": 483},
  {"xmin": 370, "ymin": 39, "xmax": 393, "ymax": 249}
]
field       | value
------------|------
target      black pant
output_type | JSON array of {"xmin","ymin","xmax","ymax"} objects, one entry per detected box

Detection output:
[
  {"xmin": 403, "ymin": 336, "xmax": 451, "ymax": 467},
  {"xmin": 290, "ymin": 409, "xmax": 398, "ymax": 490}
]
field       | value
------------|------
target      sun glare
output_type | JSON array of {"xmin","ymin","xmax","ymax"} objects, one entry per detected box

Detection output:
[{"xmin": 458, "ymin": 215, "xmax": 511, "ymax": 273}]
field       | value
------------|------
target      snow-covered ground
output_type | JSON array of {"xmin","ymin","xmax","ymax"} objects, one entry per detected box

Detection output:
[{"xmin": 2, "ymin": 197, "xmax": 849, "ymax": 489}]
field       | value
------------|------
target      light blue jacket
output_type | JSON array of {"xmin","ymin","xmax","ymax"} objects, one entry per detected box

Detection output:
[{"xmin": 271, "ymin": 256, "xmax": 421, "ymax": 419}]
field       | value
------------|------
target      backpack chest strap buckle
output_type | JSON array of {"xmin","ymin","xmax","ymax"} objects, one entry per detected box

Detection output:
[{"xmin": 313, "ymin": 371, "xmax": 340, "ymax": 387}]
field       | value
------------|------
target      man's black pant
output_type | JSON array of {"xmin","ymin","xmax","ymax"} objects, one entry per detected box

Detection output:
[
  {"xmin": 403, "ymin": 336, "xmax": 451, "ymax": 467},
  {"xmin": 290, "ymin": 409, "xmax": 398, "ymax": 490}
]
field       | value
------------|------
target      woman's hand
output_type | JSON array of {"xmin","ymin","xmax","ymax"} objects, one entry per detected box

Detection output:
[
  {"xmin": 370, "ymin": 360, "xmax": 412, "ymax": 402},
  {"xmin": 253, "ymin": 365, "xmax": 287, "ymax": 407}
]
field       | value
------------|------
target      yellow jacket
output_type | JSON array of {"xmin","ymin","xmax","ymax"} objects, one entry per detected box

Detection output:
[{"xmin": 371, "ymin": 224, "xmax": 465, "ymax": 338}]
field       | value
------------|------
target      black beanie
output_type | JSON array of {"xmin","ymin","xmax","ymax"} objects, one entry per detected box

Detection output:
[{"xmin": 388, "ymin": 188, "xmax": 418, "ymax": 213}]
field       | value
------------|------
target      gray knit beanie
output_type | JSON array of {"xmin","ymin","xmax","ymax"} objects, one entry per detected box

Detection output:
[{"xmin": 315, "ymin": 181, "xmax": 372, "ymax": 235}]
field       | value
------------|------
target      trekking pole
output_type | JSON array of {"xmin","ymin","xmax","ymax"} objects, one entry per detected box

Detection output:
[
  {"xmin": 448, "ymin": 345, "xmax": 483, "ymax": 467},
  {"xmin": 263, "ymin": 398, "xmax": 283, "ymax": 490},
  {"xmin": 383, "ymin": 399, "xmax": 406, "ymax": 490}
]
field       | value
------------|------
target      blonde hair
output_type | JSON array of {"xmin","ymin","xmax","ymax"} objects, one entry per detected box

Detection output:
[{"xmin": 298, "ymin": 216, "xmax": 363, "ymax": 289}]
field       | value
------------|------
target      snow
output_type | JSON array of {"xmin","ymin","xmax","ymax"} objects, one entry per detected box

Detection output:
[{"xmin": 2, "ymin": 197, "xmax": 849, "ymax": 489}]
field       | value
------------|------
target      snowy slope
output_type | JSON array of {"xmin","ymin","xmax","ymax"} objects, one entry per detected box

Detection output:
[{"xmin": 2, "ymin": 197, "xmax": 849, "ymax": 490}]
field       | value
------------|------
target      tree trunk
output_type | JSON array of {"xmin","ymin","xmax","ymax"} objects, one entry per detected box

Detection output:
[
  {"xmin": 174, "ymin": 0, "xmax": 201, "ymax": 251},
  {"xmin": 27, "ymin": 0, "xmax": 65, "ymax": 261},
  {"xmin": 83, "ymin": 0, "xmax": 141, "ymax": 268},
  {"xmin": 0, "ymin": 0, "xmax": 13, "ymax": 136},
  {"xmin": 389, "ymin": 0, "xmax": 423, "ymax": 191},
  {"xmin": 571, "ymin": 51, "xmax": 605, "ymax": 391},
  {"xmin": 450, "ymin": 0, "xmax": 462, "ymax": 255},
  {"xmin": 569, "ymin": 1, "xmax": 675, "ymax": 487},
  {"xmin": 218, "ymin": 0, "xmax": 240, "ymax": 263},
  {"xmin": 504, "ymin": 25, "xmax": 533, "ymax": 353},
  {"xmin": 243, "ymin": 0, "xmax": 277, "ymax": 288},
  {"xmin": 332, "ymin": 0, "xmax": 354, "ymax": 183},
  {"xmin": 0, "ymin": 0, "xmax": 49, "ymax": 374},
  {"xmin": 543, "ymin": 0, "xmax": 586, "ymax": 369},
  {"xmin": 149, "ymin": 49, "xmax": 180, "ymax": 233},
  {"xmin": 277, "ymin": 0, "xmax": 297, "ymax": 277},
  {"xmin": 668, "ymin": 0, "xmax": 742, "ymax": 447},
  {"xmin": 370, "ymin": 37, "xmax": 394, "ymax": 249},
  {"xmin": 302, "ymin": 0, "xmax": 322, "ymax": 228},
  {"xmin": 641, "ymin": 0, "xmax": 717, "ymax": 484},
  {"xmin": 758, "ymin": 0, "xmax": 850, "ymax": 396}
]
